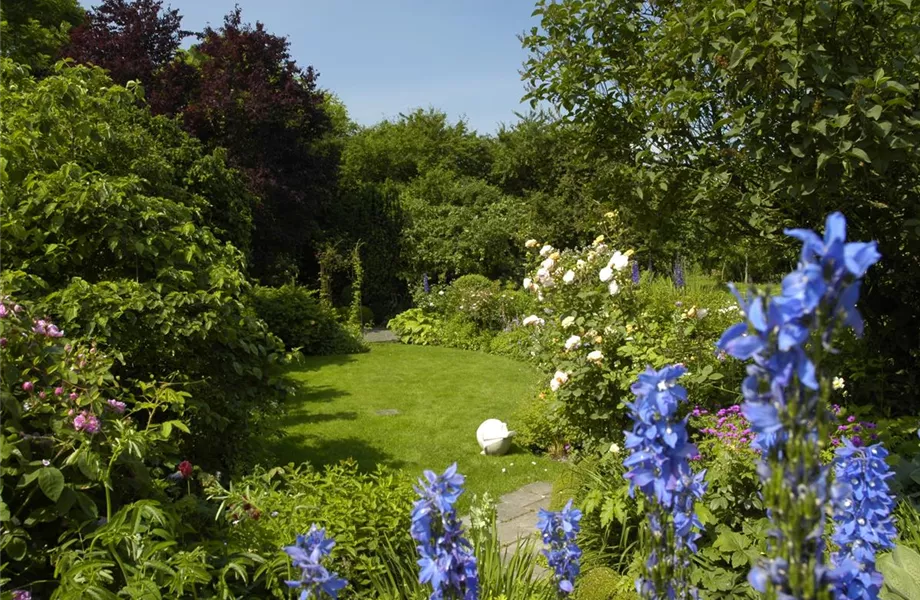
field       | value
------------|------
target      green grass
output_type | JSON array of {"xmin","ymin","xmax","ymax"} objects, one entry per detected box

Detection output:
[{"xmin": 269, "ymin": 343, "xmax": 566, "ymax": 508}]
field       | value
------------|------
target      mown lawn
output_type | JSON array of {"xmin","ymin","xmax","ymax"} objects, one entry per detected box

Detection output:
[{"xmin": 268, "ymin": 343, "xmax": 565, "ymax": 507}]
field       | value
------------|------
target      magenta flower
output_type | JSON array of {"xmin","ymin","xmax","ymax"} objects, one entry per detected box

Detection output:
[
  {"xmin": 0, "ymin": 337, "xmax": 7, "ymax": 347},
  {"xmin": 22, "ymin": 381, "xmax": 33, "ymax": 392},
  {"xmin": 0, "ymin": 304, "xmax": 7, "ymax": 318},
  {"xmin": 69, "ymin": 392, "xmax": 78, "ymax": 401},
  {"xmin": 54, "ymin": 386, "xmax": 64, "ymax": 396},
  {"xmin": 106, "ymin": 399, "xmax": 126, "ymax": 414},
  {"xmin": 73, "ymin": 411, "xmax": 100, "ymax": 434},
  {"xmin": 32, "ymin": 319, "xmax": 64, "ymax": 338}
]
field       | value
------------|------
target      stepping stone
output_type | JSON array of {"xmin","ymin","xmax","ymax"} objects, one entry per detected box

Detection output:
[{"xmin": 375, "ymin": 408, "xmax": 400, "ymax": 416}]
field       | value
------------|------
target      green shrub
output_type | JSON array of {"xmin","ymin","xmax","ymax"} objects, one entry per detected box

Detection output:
[
  {"xmin": 207, "ymin": 460, "xmax": 416, "ymax": 596},
  {"xmin": 573, "ymin": 566, "xmax": 638, "ymax": 600},
  {"xmin": 361, "ymin": 305, "xmax": 376, "ymax": 327},
  {"xmin": 435, "ymin": 314, "xmax": 494, "ymax": 351},
  {"xmin": 489, "ymin": 327, "xmax": 537, "ymax": 361},
  {"xmin": 0, "ymin": 296, "xmax": 218, "ymax": 597},
  {"xmin": 250, "ymin": 284, "xmax": 366, "ymax": 355},
  {"xmin": 388, "ymin": 308, "xmax": 441, "ymax": 345},
  {"xmin": 515, "ymin": 391, "xmax": 572, "ymax": 456},
  {"xmin": 1, "ymin": 60, "xmax": 284, "ymax": 470}
]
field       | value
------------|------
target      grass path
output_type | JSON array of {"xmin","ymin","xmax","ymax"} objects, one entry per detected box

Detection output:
[{"xmin": 269, "ymin": 344, "xmax": 564, "ymax": 507}]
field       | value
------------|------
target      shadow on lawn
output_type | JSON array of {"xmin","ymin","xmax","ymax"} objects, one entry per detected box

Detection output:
[
  {"xmin": 269, "ymin": 435, "xmax": 405, "ymax": 473},
  {"xmin": 286, "ymin": 353, "xmax": 359, "ymax": 374}
]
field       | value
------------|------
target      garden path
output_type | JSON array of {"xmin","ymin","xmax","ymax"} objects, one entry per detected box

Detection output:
[
  {"xmin": 493, "ymin": 480, "xmax": 552, "ymax": 548},
  {"xmin": 363, "ymin": 328, "xmax": 399, "ymax": 343}
]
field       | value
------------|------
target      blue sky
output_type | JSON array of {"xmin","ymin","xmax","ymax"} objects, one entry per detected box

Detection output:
[{"xmin": 80, "ymin": 0, "xmax": 542, "ymax": 134}]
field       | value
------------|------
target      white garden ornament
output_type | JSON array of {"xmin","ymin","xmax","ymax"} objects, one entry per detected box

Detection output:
[{"xmin": 476, "ymin": 419, "xmax": 516, "ymax": 456}]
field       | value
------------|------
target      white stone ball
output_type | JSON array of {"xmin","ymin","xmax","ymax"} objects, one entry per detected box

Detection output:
[{"xmin": 476, "ymin": 419, "xmax": 515, "ymax": 456}]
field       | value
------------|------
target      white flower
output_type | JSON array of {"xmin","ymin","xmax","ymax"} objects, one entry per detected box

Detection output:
[
  {"xmin": 563, "ymin": 270, "xmax": 576, "ymax": 284},
  {"xmin": 539, "ymin": 244, "xmax": 554, "ymax": 257},
  {"xmin": 502, "ymin": 468, "xmax": 507, "ymax": 473},
  {"xmin": 523, "ymin": 314, "xmax": 544, "ymax": 327},
  {"xmin": 525, "ymin": 239, "xmax": 539, "ymax": 248},
  {"xmin": 695, "ymin": 308, "xmax": 709, "ymax": 319},
  {"xmin": 541, "ymin": 257, "xmax": 556, "ymax": 271},
  {"xmin": 523, "ymin": 277, "xmax": 533, "ymax": 289},
  {"xmin": 42, "ymin": 459, "xmax": 51, "ymax": 466},
  {"xmin": 576, "ymin": 259, "xmax": 586, "ymax": 269},
  {"xmin": 608, "ymin": 281, "xmax": 620, "ymax": 296},
  {"xmin": 564, "ymin": 335, "xmax": 582, "ymax": 351},
  {"xmin": 550, "ymin": 370, "xmax": 569, "ymax": 391},
  {"xmin": 592, "ymin": 235, "xmax": 605, "ymax": 246},
  {"xmin": 599, "ymin": 266, "xmax": 614, "ymax": 282},
  {"xmin": 543, "ymin": 307, "xmax": 554, "ymax": 315},
  {"xmin": 587, "ymin": 350, "xmax": 604, "ymax": 362},
  {"xmin": 531, "ymin": 461, "xmax": 537, "ymax": 465},
  {"xmin": 595, "ymin": 243, "xmax": 608, "ymax": 254},
  {"xmin": 438, "ymin": 291, "xmax": 445, "ymax": 296},
  {"xmin": 833, "ymin": 376, "xmax": 846, "ymax": 391},
  {"xmin": 561, "ymin": 316, "xmax": 576, "ymax": 329},
  {"xmin": 608, "ymin": 250, "xmax": 629, "ymax": 271},
  {"xmin": 609, "ymin": 443, "xmax": 620, "ymax": 454}
]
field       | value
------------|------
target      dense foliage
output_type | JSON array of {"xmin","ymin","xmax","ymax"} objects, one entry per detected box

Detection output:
[
  {"xmin": 64, "ymin": 0, "xmax": 186, "ymax": 86},
  {"xmin": 250, "ymin": 284, "xmax": 366, "ymax": 355},
  {"xmin": 522, "ymin": 0, "xmax": 920, "ymax": 413},
  {"xmin": 0, "ymin": 60, "xmax": 284, "ymax": 469},
  {"xmin": 0, "ymin": 0, "xmax": 83, "ymax": 72}
]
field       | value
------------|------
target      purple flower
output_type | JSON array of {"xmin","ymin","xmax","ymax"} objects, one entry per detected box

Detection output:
[
  {"xmin": 54, "ymin": 386, "xmax": 64, "ymax": 396},
  {"xmin": 22, "ymin": 381, "xmax": 33, "ymax": 392},
  {"xmin": 623, "ymin": 365, "xmax": 706, "ymax": 597},
  {"xmin": 284, "ymin": 525, "xmax": 348, "ymax": 599},
  {"xmin": 32, "ymin": 318, "xmax": 64, "ymax": 338},
  {"xmin": 12, "ymin": 591, "xmax": 31, "ymax": 600},
  {"xmin": 831, "ymin": 442, "xmax": 897, "ymax": 599},
  {"xmin": 631, "ymin": 261, "xmax": 640, "ymax": 284},
  {"xmin": 106, "ymin": 398, "xmax": 126, "ymax": 414},
  {"xmin": 538, "ymin": 500, "xmax": 582, "ymax": 594},
  {"xmin": 0, "ymin": 337, "xmax": 7, "ymax": 347},
  {"xmin": 423, "ymin": 272, "xmax": 430, "ymax": 294},
  {"xmin": 73, "ymin": 411, "xmax": 100, "ymax": 434},
  {"xmin": 411, "ymin": 463, "xmax": 479, "ymax": 600},
  {"xmin": 716, "ymin": 211, "xmax": 881, "ymax": 598}
]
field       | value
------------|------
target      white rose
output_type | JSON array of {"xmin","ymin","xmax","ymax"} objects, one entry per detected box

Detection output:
[
  {"xmin": 599, "ymin": 266, "xmax": 613, "ymax": 282},
  {"xmin": 564, "ymin": 335, "xmax": 582, "ymax": 351},
  {"xmin": 523, "ymin": 315, "xmax": 544, "ymax": 327},
  {"xmin": 550, "ymin": 370, "xmax": 569, "ymax": 391},
  {"xmin": 587, "ymin": 350, "xmax": 604, "ymax": 362},
  {"xmin": 525, "ymin": 239, "xmax": 539, "ymax": 248},
  {"xmin": 608, "ymin": 281, "xmax": 620, "ymax": 296},
  {"xmin": 563, "ymin": 270, "xmax": 576, "ymax": 284},
  {"xmin": 523, "ymin": 277, "xmax": 533, "ymax": 290},
  {"xmin": 536, "ymin": 267, "xmax": 550, "ymax": 280},
  {"xmin": 539, "ymin": 244, "xmax": 554, "ymax": 257},
  {"xmin": 561, "ymin": 316, "xmax": 576, "ymax": 329},
  {"xmin": 608, "ymin": 251, "xmax": 629, "ymax": 271},
  {"xmin": 541, "ymin": 257, "xmax": 556, "ymax": 270}
]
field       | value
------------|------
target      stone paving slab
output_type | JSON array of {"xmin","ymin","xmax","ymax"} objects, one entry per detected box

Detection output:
[{"xmin": 363, "ymin": 328, "xmax": 400, "ymax": 343}]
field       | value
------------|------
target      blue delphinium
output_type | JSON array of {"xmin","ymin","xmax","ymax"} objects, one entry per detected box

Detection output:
[
  {"xmin": 632, "ymin": 261, "xmax": 640, "ymax": 284},
  {"xmin": 537, "ymin": 499, "xmax": 582, "ymax": 595},
  {"xmin": 411, "ymin": 463, "xmax": 479, "ymax": 600},
  {"xmin": 673, "ymin": 259, "xmax": 685, "ymax": 288},
  {"xmin": 423, "ymin": 272, "xmax": 430, "ymax": 294},
  {"xmin": 717, "ymin": 212, "xmax": 880, "ymax": 599},
  {"xmin": 623, "ymin": 364, "xmax": 707, "ymax": 598},
  {"xmin": 831, "ymin": 440, "xmax": 897, "ymax": 600},
  {"xmin": 284, "ymin": 525, "xmax": 348, "ymax": 599}
]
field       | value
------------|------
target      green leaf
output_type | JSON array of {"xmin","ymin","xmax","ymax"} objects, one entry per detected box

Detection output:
[
  {"xmin": 848, "ymin": 147, "xmax": 871, "ymax": 164},
  {"xmin": 866, "ymin": 104, "xmax": 883, "ymax": 120},
  {"xmin": 38, "ymin": 467, "xmax": 65, "ymax": 502}
]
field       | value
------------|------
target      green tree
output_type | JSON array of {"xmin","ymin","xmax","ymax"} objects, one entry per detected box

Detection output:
[
  {"xmin": 522, "ymin": 0, "xmax": 920, "ymax": 409},
  {"xmin": 0, "ymin": 0, "xmax": 84, "ymax": 72}
]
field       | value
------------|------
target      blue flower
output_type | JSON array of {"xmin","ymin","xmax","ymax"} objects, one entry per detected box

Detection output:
[
  {"xmin": 283, "ymin": 525, "xmax": 348, "ymax": 599},
  {"xmin": 537, "ymin": 499, "xmax": 582, "ymax": 594},
  {"xmin": 716, "ymin": 211, "xmax": 881, "ymax": 599},
  {"xmin": 411, "ymin": 463, "xmax": 479, "ymax": 600},
  {"xmin": 623, "ymin": 365, "xmax": 706, "ymax": 598},
  {"xmin": 832, "ymin": 441, "xmax": 897, "ymax": 600},
  {"xmin": 673, "ymin": 258, "xmax": 685, "ymax": 288},
  {"xmin": 631, "ymin": 261, "xmax": 640, "ymax": 284}
]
